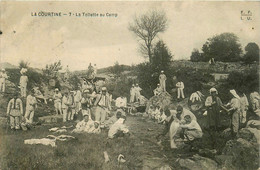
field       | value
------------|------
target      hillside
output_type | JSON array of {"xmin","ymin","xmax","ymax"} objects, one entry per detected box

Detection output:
[
  {"xmin": 74, "ymin": 60, "xmax": 258, "ymax": 77},
  {"xmin": 0, "ymin": 62, "xmax": 18, "ymax": 69}
]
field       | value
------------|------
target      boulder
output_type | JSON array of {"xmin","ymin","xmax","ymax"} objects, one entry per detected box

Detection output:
[
  {"xmin": 198, "ymin": 149, "xmax": 217, "ymax": 159},
  {"xmin": 220, "ymin": 138, "xmax": 259, "ymax": 169},
  {"xmin": 177, "ymin": 154, "xmax": 218, "ymax": 170},
  {"xmin": 146, "ymin": 92, "xmax": 173, "ymax": 112},
  {"xmin": 238, "ymin": 128, "xmax": 260, "ymax": 144},
  {"xmin": 215, "ymin": 155, "xmax": 234, "ymax": 170},
  {"xmin": 142, "ymin": 157, "xmax": 170, "ymax": 170},
  {"xmin": 246, "ymin": 120, "xmax": 260, "ymax": 129}
]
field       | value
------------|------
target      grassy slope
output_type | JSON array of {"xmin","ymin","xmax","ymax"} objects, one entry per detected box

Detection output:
[
  {"xmin": 0, "ymin": 112, "xmax": 235, "ymax": 170},
  {"xmin": 0, "ymin": 117, "xmax": 168, "ymax": 170}
]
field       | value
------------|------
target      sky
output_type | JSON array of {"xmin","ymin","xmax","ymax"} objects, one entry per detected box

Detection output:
[{"xmin": 0, "ymin": 1, "xmax": 259, "ymax": 71}]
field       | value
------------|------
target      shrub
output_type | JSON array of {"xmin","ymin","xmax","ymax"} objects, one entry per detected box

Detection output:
[
  {"xmin": 105, "ymin": 75, "xmax": 133, "ymax": 100},
  {"xmin": 218, "ymin": 68, "xmax": 259, "ymax": 103},
  {"xmin": 6, "ymin": 68, "xmax": 45, "ymax": 92}
]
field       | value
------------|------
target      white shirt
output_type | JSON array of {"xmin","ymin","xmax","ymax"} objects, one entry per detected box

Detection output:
[
  {"xmin": 135, "ymin": 87, "xmax": 142, "ymax": 95},
  {"xmin": 53, "ymin": 93, "xmax": 62, "ymax": 103},
  {"xmin": 26, "ymin": 95, "xmax": 37, "ymax": 111},
  {"xmin": 190, "ymin": 92, "xmax": 201, "ymax": 102},
  {"xmin": 115, "ymin": 97, "xmax": 127, "ymax": 108},
  {"xmin": 108, "ymin": 118, "xmax": 129, "ymax": 138},
  {"xmin": 62, "ymin": 96, "xmax": 69, "ymax": 109},
  {"xmin": 0, "ymin": 72, "xmax": 8, "ymax": 81},
  {"xmin": 158, "ymin": 113, "xmax": 167, "ymax": 123},
  {"xmin": 181, "ymin": 120, "xmax": 202, "ymax": 132},
  {"xmin": 20, "ymin": 75, "xmax": 28, "ymax": 86},
  {"xmin": 74, "ymin": 119, "xmax": 94, "ymax": 133},
  {"xmin": 74, "ymin": 90, "xmax": 82, "ymax": 103},
  {"xmin": 176, "ymin": 82, "xmax": 184, "ymax": 89},
  {"xmin": 130, "ymin": 87, "xmax": 136, "ymax": 95}
]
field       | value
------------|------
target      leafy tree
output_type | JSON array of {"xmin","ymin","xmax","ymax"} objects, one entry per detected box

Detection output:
[
  {"xmin": 42, "ymin": 60, "xmax": 62, "ymax": 78},
  {"xmin": 243, "ymin": 42, "xmax": 259, "ymax": 64},
  {"xmin": 152, "ymin": 40, "xmax": 173, "ymax": 73},
  {"xmin": 129, "ymin": 10, "xmax": 167, "ymax": 63},
  {"xmin": 202, "ymin": 33, "xmax": 242, "ymax": 62},
  {"xmin": 68, "ymin": 74, "xmax": 81, "ymax": 90},
  {"xmin": 190, "ymin": 48, "xmax": 206, "ymax": 62},
  {"xmin": 218, "ymin": 68, "xmax": 259, "ymax": 102},
  {"xmin": 136, "ymin": 41, "xmax": 173, "ymax": 98}
]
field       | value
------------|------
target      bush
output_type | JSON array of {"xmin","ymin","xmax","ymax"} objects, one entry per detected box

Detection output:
[
  {"xmin": 68, "ymin": 74, "xmax": 81, "ymax": 90},
  {"xmin": 6, "ymin": 68, "xmax": 45, "ymax": 92},
  {"xmin": 105, "ymin": 75, "xmax": 133, "ymax": 100},
  {"xmin": 174, "ymin": 68, "xmax": 213, "ymax": 96},
  {"xmin": 218, "ymin": 68, "xmax": 259, "ymax": 103}
]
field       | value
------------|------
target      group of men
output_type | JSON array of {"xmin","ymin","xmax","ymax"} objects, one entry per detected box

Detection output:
[
  {"xmin": 4, "ymin": 66, "xmax": 130, "ymax": 139},
  {"xmin": 157, "ymin": 105, "xmax": 202, "ymax": 149},
  {"xmin": 129, "ymin": 84, "xmax": 142, "ymax": 103},
  {"xmin": 87, "ymin": 63, "xmax": 98, "ymax": 79},
  {"xmin": 57, "ymin": 86, "xmax": 129, "ymax": 138},
  {"xmin": 147, "ymin": 105, "xmax": 167, "ymax": 124},
  {"xmin": 152, "ymin": 70, "xmax": 185, "ymax": 99},
  {"xmin": 155, "ymin": 87, "xmax": 260, "ymax": 149},
  {"xmin": 5, "ymin": 68, "xmax": 35, "ymax": 130},
  {"xmin": 4, "ymin": 66, "xmax": 260, "ymax": 148},
  {"xmin": 1, "ymin": 67, "xmax": 29, "ymax": 97},
  {"xmin": 205, "ymin": 88, "xmax": 260, "ymax": 137},
  {"xmin": 6, "ymin": 89, "xmax": 37, "ymax": 130}
]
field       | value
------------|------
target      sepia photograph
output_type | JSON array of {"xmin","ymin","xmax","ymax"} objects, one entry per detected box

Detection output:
[{"xmin": 0, "ymin": 1, "xmax": 259, "ymax": 169}]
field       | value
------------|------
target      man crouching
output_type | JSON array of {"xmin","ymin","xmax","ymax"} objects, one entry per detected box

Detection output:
[
  {"xmin": 108, "ymin": 116, "xmax": 129, "ymax": 139},
  {"xmin": 179, "ymin": 115, "xmax": 203, "ymax": 142}
]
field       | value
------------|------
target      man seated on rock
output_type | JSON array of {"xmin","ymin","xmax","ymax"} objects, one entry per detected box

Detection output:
[
  {"xmin": 139, "ymin": 95, "xmax": 148, "ymax": 105},
  {"xmin": 179, "ymin": 115, "xmax": 203, "ymax": 142},
  {"xmin": 147, "ymin": 105, "xmax": 155, "ymax": 119},
  {"xmin": 156, "ymin": 107, "xmax": 175, "ymax": 142},
  {"xmin": 153, "ymin": 84, "xmax": 162, "ymax": 96},
  {"xmin": 108, "ymin": 116, "xmax": 129, "ymax": 139},
  {"xmin": 154, "ymin": 106, "xmax": 161, "ymax": 121},
  {"xmin": 115, "ymin": 96, "xmax": 127, "ymax": 108},
  {"xmin": 89, "ymin": 121, "xmax": 101, "ymax": 134},
  {"xmin": 158, "ymin": 108, "xmax": 167, "ymax": 124},
  {"xmin": 33, "ymin": 87, "xmax": 47, "ymax": 104},
  {"xmin": 104, "ymin": 109, "xmax": 124, "ymax": 128},
  {"xmin": 72, "ymin": 112, "xmax": 94, "ymax": 133}
]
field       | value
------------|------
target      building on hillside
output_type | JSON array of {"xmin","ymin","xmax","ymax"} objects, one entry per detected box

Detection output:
[{"xmin": 210, "ymin": 73, "xmax": 229, "ymax": 81}]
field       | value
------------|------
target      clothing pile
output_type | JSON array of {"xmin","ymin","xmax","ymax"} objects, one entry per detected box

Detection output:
[
  {"xmin": 24, "ymin": 134, "xmax": 76, "ymax": 147},
  {"xmin": 49, "ymin": 125, "xmax": 74, "ymax": 133}
]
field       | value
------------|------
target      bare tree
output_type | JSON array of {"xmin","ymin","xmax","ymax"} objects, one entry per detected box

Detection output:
[{"xmin": 129, "ymin": 10, "xmax": 167, "ymax": 63}]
